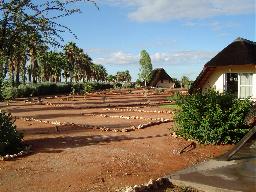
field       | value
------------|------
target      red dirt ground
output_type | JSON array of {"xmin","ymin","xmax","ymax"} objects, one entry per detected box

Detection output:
[{"xmin": 0, "ymin": 92, "xmax": 232, "ymax": 192}]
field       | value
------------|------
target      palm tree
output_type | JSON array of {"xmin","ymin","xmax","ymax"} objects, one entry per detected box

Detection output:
[
  {"xmin": 116, "ymin": 70, "xmax": 131, "ymax": 83},
  {"xmin": 92, "ymin": 64, "xmax": 107, "ymax": 82},
  {"xmin": 64, "ymin": 42, "xmax": 80, "ymax": 83},
  {"xmin": 107, "ymin": 74, "xmax": 116, "ymax": 83}
]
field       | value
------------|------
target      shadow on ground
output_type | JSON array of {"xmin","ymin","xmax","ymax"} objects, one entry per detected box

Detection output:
[{"xmin": 24, "ymin": 133, "xmax": 169, "ymax": 154}]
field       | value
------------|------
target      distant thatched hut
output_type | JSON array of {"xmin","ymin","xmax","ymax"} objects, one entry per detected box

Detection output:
[
  {"xmin": 148, "ymin": 68, "xmax": 175, "ymax": 88},
  {"xmin": 190, "ymin": 37, "xmax": 256, "ymax": 100}
]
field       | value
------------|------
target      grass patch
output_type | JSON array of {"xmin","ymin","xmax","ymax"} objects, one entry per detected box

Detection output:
[{"xmin": 159, "ymin": 104, "xmax": 180, "ymax": 110}]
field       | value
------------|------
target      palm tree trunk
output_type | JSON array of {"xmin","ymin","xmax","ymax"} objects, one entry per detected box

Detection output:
[{"xmin": 15, "ymin": 62, "xmax": 20, "ymax": 85}]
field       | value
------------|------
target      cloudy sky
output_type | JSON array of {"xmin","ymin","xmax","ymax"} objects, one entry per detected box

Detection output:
[{"xmin": 60, "ymin": 0, "xmax": 255, "ymax": 81}]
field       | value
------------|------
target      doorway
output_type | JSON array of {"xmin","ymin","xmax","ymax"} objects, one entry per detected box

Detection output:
[{"xmin": 225, "ymin": 73, "xmax": 238, "ymax": 96}]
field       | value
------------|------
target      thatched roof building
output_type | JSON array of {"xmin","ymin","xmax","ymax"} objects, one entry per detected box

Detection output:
[
  {"xmin": 190, "ymin": 37, "xmax": 256, "ymax": 93},
  {"xmin": 148, "ymin": 68, "xmax": 174, "ymax": 88}
]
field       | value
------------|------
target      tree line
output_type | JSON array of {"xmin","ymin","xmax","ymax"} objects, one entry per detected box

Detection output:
[
  {"xmin": 0, "ymin": 1, "xmax": 191, "ymax": 91},
  {"xmin": 0, "ymin": 0, "xmax": 134, "ymax": 87}
]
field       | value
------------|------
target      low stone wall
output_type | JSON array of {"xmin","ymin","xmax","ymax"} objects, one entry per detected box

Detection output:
[
  {"xmin": 17, "ymin": 115, "xmax": 172, "ymax": 133},
  {"xmin": 0, "ymin": 145, "xmax": 32, "ymax": 161},
  {"xmin": 119, "ymin": 177, "xmax": 172, "ymax": 192},
  {"xmin": 104, "ymin": 107, "xmax": 174, "ymax": 114}
]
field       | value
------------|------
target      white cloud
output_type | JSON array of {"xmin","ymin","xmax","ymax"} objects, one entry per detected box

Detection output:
[
  {"xmin": 104, "ymin": 0, "xmax": 255, "ymax": 22},
  {"xmin": 151, "ymin": 51, "xmax": 216, "ymax": 66},
  {"xmin": 92, "ymin": 49, "xmax": 217, "ymax": 80},
  {"xmin": 94, "ymin": 51, "xmax": 138, "ymax": 65},
  {"xmin": 94, "ymin": 50, "xmax": 216, "ymax": 66},
  {"xmin": 183, "ymin": 20, "xmax": 240, "ymax": 32}
]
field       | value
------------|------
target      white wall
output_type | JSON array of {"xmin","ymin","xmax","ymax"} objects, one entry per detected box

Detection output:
[
  {"xmin": 253, "ymin": 74, "xmax": 256, "ymax": 100},
  {"xmin": 156, "ymin": 80, "xmax": 175, "ymax": 88},
  {"xmin": 214, "ymin": 74, "xmax": 224, "ymax": 93},
  {"xmin": 201, "ymin": 64, "xmax": 256, "ymax": 100}
]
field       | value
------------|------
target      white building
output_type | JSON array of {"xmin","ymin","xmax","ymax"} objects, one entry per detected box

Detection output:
[
  {"xmin": 148, "ymin": 68, "xmax": 175, "ymax": 88},
  {"xmin": 191, "ymin": 38, "xmax": 256, "ymax": 100}
]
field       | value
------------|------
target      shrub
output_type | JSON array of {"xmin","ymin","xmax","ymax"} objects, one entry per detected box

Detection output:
[
  {"xmin": 2, "ymin": 82, "xmax": 113, "ymax": 99},
  {"xmin": 114, "ymin": 82, "xmax": 122, "ymax": 89},
  {"xmin": 17, "ymin": 84, "xmax": 37, "ymax": 97},
  {"xmin": 2, "ymin": 82, "xmax": 18, "ymax": 100},
  {"xmin": 0, "ymin": 111, "xmax": 23, "ymax": 155},
  {"xmin": 84, "ymin": 82, "xmax": 113, "ymax": 93},
  {"xmin": 122, "ymin": 82, "xmax": 135, "ymax": 89},
  {"xmin": 174, "ymin": 90, "xmax": 252, "ymax": 144},
  {"xmin": 71, "ymin": 83, "xmax": 83, "ymax": 94},
  {"xmin": 0, "ymin": 78, "xmax": 3, "ymax": 101},
  {"xmin": 17, "ymin": 83, "xmax": 72, "ymax": 97},
  {"xmin": 84, "ymin": 82, "xmax": 94, "ymax": 93},
  {"xmin": 167, "ymin": 92, "xmax": 181, "ymax": 102}
]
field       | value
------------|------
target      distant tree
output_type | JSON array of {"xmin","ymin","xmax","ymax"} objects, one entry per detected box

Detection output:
[
  {"xmin": 139, "ymin": 50, "xmax": 152, "ymax": 87},
  {"xmin": 172, "ymin": 78, "xmax": 181, "ymax": 88},
  {"xmin": 135, "ymin": 79, "xmax": 142, "ymax": 87},
  {"xmin": 91, "ymin": 64, "xmax": 107, "ymax": 82},
  {"xmin": 116, "ymin": 70, "xmax": 131, "ymax": 83},
  {"xmin": 0, "ymin": 0, "xmax": 97, "ymax": 85},
  {"xmin": 40, "ymin": 51, "xmax": 67, "ymax": 83},
  {"xmin": 124, "ymin": 70, "xmax": 132, "ymax": 82},
  {"xmin": 107, "ymin": 75, "xmax": 116, "ymax": 83},
  {"xmin": 181, "ymin": 76, "xmax": 190, "ymax": 89}
]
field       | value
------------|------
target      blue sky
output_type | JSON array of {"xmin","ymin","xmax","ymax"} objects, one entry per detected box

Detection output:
[{"xmin": 59, "ymin": 0, "xmax": 255, "ymax": 81}]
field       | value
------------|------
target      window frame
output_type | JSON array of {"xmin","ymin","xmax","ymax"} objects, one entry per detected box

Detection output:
[
  {"xmin": 224, "ymin": 73, "xmax": 253, "ymax": 99},
  {"xmin": 238, "ymin": 73, "xmax": 253, "ymax": 99}
]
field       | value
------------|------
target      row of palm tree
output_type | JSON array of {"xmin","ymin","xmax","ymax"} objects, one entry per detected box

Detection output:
[
  {"xmin": 0, "ymin": 0, "xmax": 101, "ymax": 86},
  {"xmin": 0, "ymin": 40, "xmax": 108, "ymax": 85},
  {"xmin": 106, "ymin": 70, "xmax": 132, "ymax": 83}
]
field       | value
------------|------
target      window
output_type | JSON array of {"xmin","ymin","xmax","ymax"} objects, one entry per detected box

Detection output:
[
  {"xmin": 239, "ymin": 73, "xmax": 253, "ymax": 98},
  {"xmin": 224, "ymin": 73, "xmax": 253, "ymax": 99},
  {"xmin": 225, "ymin": 73, "xmax": 238, "ymax": 96}
]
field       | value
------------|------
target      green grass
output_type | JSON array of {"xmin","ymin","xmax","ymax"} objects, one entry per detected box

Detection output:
[{"xmin": 159, "ymin": 104, "xmax": 180, "ymax": 110}]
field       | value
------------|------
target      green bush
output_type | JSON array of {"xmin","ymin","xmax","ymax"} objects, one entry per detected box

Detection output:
[
  {"xmin": 16, "ymin": 83, "xmax": 72, "ymax": 97},
  {"xmin": 167, "ymin": 92, "xmax": 181, "ymax": 102},
  {"xmin": 0, "ymin": 78, "xmax": 3, "ymax": 100},
  {"xmin": 122, "ymin": 82, "xmax": 135, "ymax": 89},
  {"xmin": 17, "ymin": 84, "xmax": 37, "ymax": 97},
  {"xmin": 2, "ymin": 82, "xmax": 18, "ymax": 100},
  {"xmin": 174, "ymin": 90, "xmax": 252, "ymax": 144},
  {"xmin": 114, "ymin": 82, "xmax": 122, "ymax": 89},
  {"xmin": 84, "ymin": 82, "xmax": 93, "ymax": 93},
  {"xmin": 2, "ymin": 82, "xmax": 113, "ymax": 99},
  {"xmin": 84, "ymin": 82, "xmax": 113, "ymax": 93},
  {"xmin": 0, "ymin": 111, "xmax": 23, "ymax": 155}
]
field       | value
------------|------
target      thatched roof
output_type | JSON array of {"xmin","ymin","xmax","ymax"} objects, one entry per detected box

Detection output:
[
  {"xmin": 148, "ymin": 68, "xmax": 173, "ymax": 87},
  {"xmin": 190, "ymin": 37, "xmax": 256, "ymax": 92}
]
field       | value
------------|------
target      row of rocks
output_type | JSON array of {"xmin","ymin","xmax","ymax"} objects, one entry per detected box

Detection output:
[
  {"xmin": 18, "ymin": 116, "xmax": 132, "ymax": 133},
  {"xmin": 97, "ymin": 113, "xmax": 171, "ymax": 122},
  {"xmin": 98, "ymin": 118, "xmax": 171, "ymax": 133},
  {"xmin": 18, "ymin": 117, "xmax": 95, "ymax": 129},
  {"xmin": 18, "ymin": 115, "xmax": 171, "ymax": 134},
  {"xmin": 45, "ymin": 102, "xmax": 65, "ymax": 107},
  {"xmin": 120, "ymin": 177, "xmax": 171, "ymax": 192},
  {"xmin": 136, "ymin": 119, "xmax": 171, "ymax": 129},
  {"xmin": 0, "ymin": 145, "xmax": 32, "ymax": 161},
  {"xmin": 104, "ymin": 107, "xmax": 174, "ymax": 114}
]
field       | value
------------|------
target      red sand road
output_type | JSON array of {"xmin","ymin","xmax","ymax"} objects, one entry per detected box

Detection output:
[{"xmin": 0, "ymin": 93, "xmax": 232, "ymax": 192}]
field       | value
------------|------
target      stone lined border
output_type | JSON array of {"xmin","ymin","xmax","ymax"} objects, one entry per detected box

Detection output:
[
  {"xmin": 43, "ymin": 100, "xmax": 171, "ymax": 108},
  {"xmin": 91, "ymin": 113, "xmax": 171, "ymax": 122},
  {"xmin": 0, "ymin": 145, "xmax": 32, "ymax": 161},
  {"xmin": 17, "ymin": 116, "xmax": 95, "ymax": 128},
  {"xmin": 104, "ymin": 107, "xmax": 174, "ymax": 114},
  {"xmin": 45, "ymin": 102, "xmax": 65, "ymax": 107},
  {"xmin": 119, "ymin": 177, "xmax": 172, "ymax": 192},
  {"xmin": 16, "ymin": 114, "xmax": 171, "ymax": 133}
]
